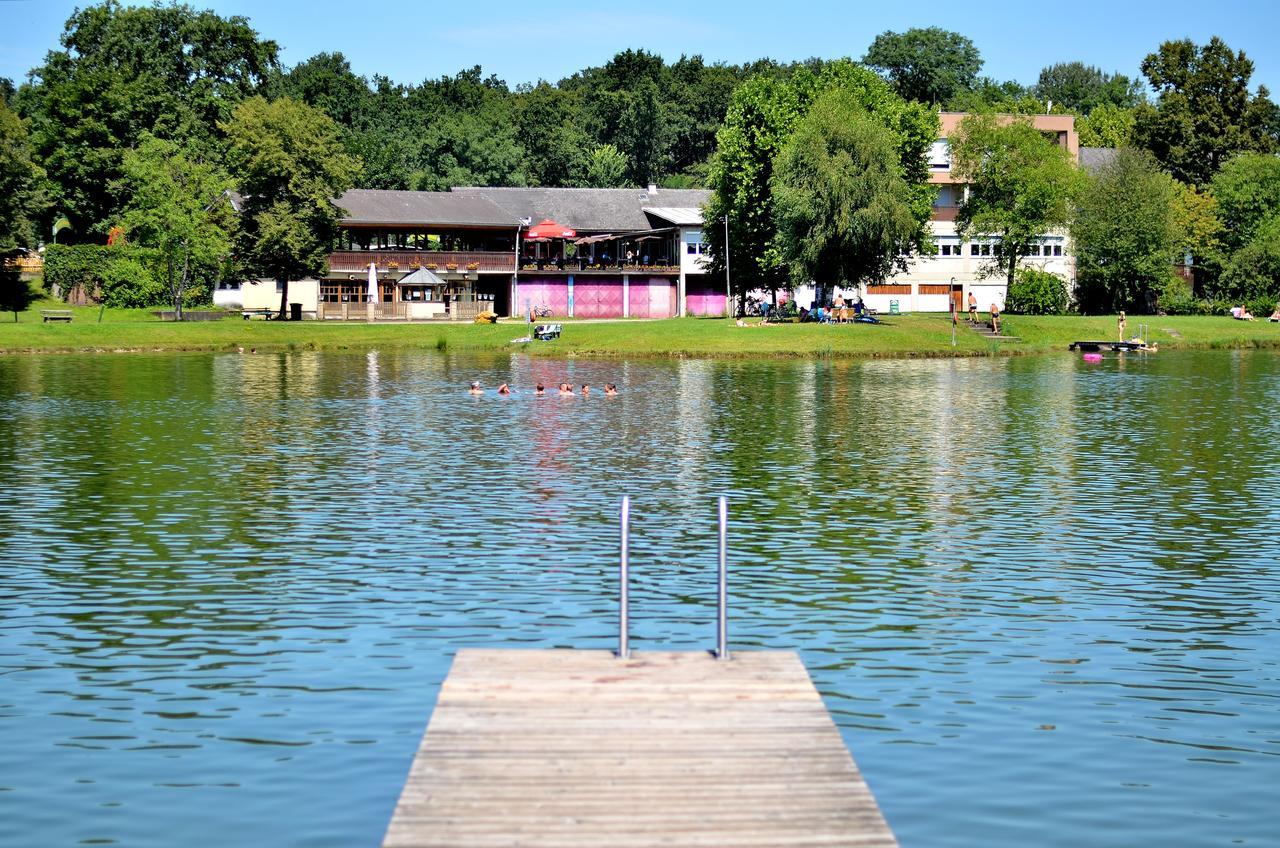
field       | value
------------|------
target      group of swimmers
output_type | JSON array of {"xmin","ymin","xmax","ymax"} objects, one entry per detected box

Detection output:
[{"xmin": 469, "ymin": 381, "xmax": 618, "ymax": 396}]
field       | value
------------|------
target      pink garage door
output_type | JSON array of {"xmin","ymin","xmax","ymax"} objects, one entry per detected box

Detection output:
[
  {"xmin": 686, "ymin": 278, "xmax": 727, "ymax": 316},
  {"xmin": 628, "ymin": 277, "xmax": 674, "ymax": 318},
  {"xmin": 515, "ymin": 278, "xmax": 569, "ymax": 317},
  {"xmin": 573, "ymin": 278, "xmax": 624, "ymax": 318}
]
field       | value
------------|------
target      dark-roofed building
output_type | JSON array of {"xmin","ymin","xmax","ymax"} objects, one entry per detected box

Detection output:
[
  {"xmin": 1079, "ymin": 147, "xmax": 1121, "ymax": 175},
  {"xmin": 319, "ymin": 185, "xmax": 721, "ymax": 321}
]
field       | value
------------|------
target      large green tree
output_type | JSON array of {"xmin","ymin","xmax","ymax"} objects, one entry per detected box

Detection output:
[
  {"xmin": 771, "ymin": 89, "xmax": 926, "ymax": 304},
  {"xmin": 0, "ymin": 100, "xmax": 43, "ymax": 256},
  {"xmin": 1208, "ymin": 152, "xmax": 1280, "ymax": 254},
  {"xmin": 1073, "ymin": 148, "xmax": 1179, "ymax": 312},
  {"xmin": 22, "ymin": 1, "xmax": 277, "ymax": 237},
  {"xmin": 705, "ymin": 61, "xmax": 937, "ymax": 306},
  {"xmin": 118, "ymin": 135, "xmax": 235, "ymax": 319},
  {"xmin": 1034, "ymin": 62, "xmax": 1142, "ymax": 112},
  {"xmin": 1206, "ymin": 153, "xmax": 1280, "ymax": 299},
  {"xmin": 0, "ymin": 100, "xmax": 43, "ymax": 319},
  {"xmin": 223, "ymin": 96, "xmax": 358, "ymax": 318},
  {"xmin": 1133, "ymin": 37, "xmax": 1278, "ymax": 185},
  {"xmin": 1077, "ymin": 103, "xmax": 1136, "ymax": 148},
  {"xmin": 951, "ymin": 112, "xmax": 1082, "ymax": 289},
  {"xmin": 863, "ymin": 28, "xmax": 982, "ymax": 105}
]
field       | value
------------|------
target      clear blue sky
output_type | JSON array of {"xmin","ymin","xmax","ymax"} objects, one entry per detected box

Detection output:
[{"xmin": 2, "ymin": 0, "xmax": 1278, "ymax": 94}]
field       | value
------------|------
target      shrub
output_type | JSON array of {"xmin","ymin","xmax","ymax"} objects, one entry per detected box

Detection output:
[
  {"xmin": 100, "ymin": 257, "xmax": 166, "ymax": 308},
  {"xmin": 44, "ymin": 244, "xmax": 167, "ymax": 306},
  {"xmin": 1006, "ymin": 267, "xmax": 1070, "ymax": 314}
]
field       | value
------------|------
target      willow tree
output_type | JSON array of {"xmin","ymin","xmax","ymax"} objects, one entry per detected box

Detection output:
[
  {"xmin": 771, "ymin": 89, "xmax": 925, "ymax": 304},
  {"xmin": 705, "ymin": 60, "xmax": 936, "ymax": 310},
  {"xmin": 223, "ymin": 96, "xmax": 358, "ymax": 318},
  {"xmin": 951, "ymin": 112, "xmax": 1082, "ymax": 289}
]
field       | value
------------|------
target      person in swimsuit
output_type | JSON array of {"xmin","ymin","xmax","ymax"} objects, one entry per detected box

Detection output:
[
  {"xmin": 580, "ymin": 384, "xmax": 591, "ymax": 397},
  {"xmin": 1118, "ymin": 310, "xmax": 1127, "ymax": 341},
  {"xmin": 604, "ymin": 383, "xmax": 618, "ymax": 396},
  {"xmin": 534, "ymin": 383, "xmax": 545, "ymax": 395},
  {"xmin": 497, "ymin": 383, "xmax": 511, "ymax": 395},
  {"xmin": 989, "ymin": 302, "xmax": 1000, "ymax": 335},
  {"xmin": 559, "ymin": 383, "xmax": 574, "ymax": 396},
  {"xmin": 968, "ymin": 292, "xmax": 977, "ymax": 323},
  {"xmin": 468, "ymin": 381, "xmax": 483, "ymax": 395}
]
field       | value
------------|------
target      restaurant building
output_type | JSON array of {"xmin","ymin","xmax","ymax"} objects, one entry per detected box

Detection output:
[{"xmin": 320, "ymin": 185, "xmax": 720, "ymax": 320}]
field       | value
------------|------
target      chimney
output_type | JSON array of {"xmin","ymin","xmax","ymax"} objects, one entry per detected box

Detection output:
[{"xmin": 647, "ymin": 183, "xmax": 657, "ymax": 196}]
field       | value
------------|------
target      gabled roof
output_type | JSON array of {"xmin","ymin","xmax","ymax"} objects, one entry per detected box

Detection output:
[
  {"xmin": 453, "ymin": 187, "xmax": 711, "ymax": 232},
  {"xmin": 337, "ymin": 189, "xmax": 516, "ymax": 227},
  {"xmin": 1079, "ymin": 147, "xmax": 1120, "ymax": 174},
  {"xmin": 643, "ymin": 207, "xmax": 705, "ymax": 226}
]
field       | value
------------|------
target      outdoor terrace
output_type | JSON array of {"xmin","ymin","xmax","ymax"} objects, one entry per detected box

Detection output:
[{"xmin": 328, "ymin": 250, "xmax": 515, "ymax": 273}]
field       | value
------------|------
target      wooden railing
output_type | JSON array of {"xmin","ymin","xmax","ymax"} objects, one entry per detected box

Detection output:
[
  {"xmin": 328, "ymin": 250, "xmax": 515, "ymax": 273},
  {"xmin": 518, "ymin": 262, "xmax": 680, "ymax": 275}
]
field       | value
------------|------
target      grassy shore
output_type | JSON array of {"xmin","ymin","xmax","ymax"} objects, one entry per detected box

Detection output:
[{"xmin": 2, "ymin": 298, "xmax": 1279, "ymax": 358}]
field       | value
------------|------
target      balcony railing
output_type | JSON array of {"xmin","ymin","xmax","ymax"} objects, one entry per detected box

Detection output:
[
  {"xmin": 518, "ymin": 262, "xmax": 680, "ymax": 275},
  {"xmin": 328, "ymin": 250, "xmax": 515, "ymax": 273}
]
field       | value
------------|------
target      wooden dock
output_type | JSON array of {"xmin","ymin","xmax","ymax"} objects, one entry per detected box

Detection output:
[{"xmin": 382, "ymin": 649, "xmax": 897, "ymax": 848}]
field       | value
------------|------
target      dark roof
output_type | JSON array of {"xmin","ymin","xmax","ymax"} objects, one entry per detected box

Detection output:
[
  {"xmin": 337, "ymin": 189, "xmax": 517, "ymax": 227},
  {"xmin": 1079, "ymin": 147, "xmax": 1120, "ymax": 174},
  {"xmin": 452, "ymin": 187, "xmax": 711, "ymax": 232}
]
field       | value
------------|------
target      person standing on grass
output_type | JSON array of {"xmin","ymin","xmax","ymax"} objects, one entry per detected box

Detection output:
[
  {"xmin": 1118, "ymin": 310, "xmax": 1127, "ymax": 342},
  {"xmin": 968, "ymin": 291, "xmax": 978, "ymax": 323}
]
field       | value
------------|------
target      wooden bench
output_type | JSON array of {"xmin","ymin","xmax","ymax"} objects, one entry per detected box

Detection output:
[
  {"xmin": 240, "ymin": 308, "xmax": 275, "ymax": 320},
  {"xmin": 41, "ymin": 309, "xmax": 73, "ymax": 323}
]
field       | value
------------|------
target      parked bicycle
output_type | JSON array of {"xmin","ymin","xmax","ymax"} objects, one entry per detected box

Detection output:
[{"xmin": 529, "ymin": 304, "xmax": 553, "ymax": 318}]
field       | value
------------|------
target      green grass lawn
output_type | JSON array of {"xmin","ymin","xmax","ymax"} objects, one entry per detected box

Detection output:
[{"xmin": 2, "ymin": 297, "xmax": 1278, "ymax": 358}]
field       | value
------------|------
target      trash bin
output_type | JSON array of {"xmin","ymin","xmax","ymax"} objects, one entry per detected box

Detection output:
[{"xmin": 289, "ymin": 302, "xmax": 302, "ymax": 321}]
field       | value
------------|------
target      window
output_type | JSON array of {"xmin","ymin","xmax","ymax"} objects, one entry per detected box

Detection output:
[
  {"xmin": 1053, "ymin": 245, "xmax": 1063, "ymax": 256},
  {"xmin": 686, "ymin": 242, "xmax": 708, "ymax": 255},
  {"xmin": 928, "ymin": 140, "xmax": 951, "ymax": 169}
]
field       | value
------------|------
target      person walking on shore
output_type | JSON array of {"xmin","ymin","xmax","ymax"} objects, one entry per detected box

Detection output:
[
  {"xmin": 968, "ymin": 291, "xmax": 977, "ymax": 323},
  {"xmin": 989, "ymin": 302, "xmax": 1000, "ymax": 335}
]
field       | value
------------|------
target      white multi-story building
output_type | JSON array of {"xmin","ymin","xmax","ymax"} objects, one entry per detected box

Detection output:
[{"xmin": 858, "ymin": 112, "xmax": 1080, "ymax": 314}]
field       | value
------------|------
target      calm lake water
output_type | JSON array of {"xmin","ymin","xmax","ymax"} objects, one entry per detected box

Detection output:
[{"xmin": 1, "ymin": 349, "xmax": 1278, "ymax": 847}]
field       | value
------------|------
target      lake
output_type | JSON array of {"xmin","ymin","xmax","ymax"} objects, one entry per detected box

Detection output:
[{"xmin": 1, "ymin": 349, "xmax": 1277, "ymax": 847}]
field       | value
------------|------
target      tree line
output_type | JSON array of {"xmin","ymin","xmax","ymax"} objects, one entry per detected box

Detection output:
[{"xmin": 2, "ymin": 3, "xmax": 1279, "ymax": 315}]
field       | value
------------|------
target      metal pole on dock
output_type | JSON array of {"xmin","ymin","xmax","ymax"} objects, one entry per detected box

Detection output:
[
  {"xmin": 717, "ymin": 495, "xmax": 729, "ymax": 661},
  {"xmin": 618, "ymin": 495, "xmax": 630, "ymax": 659}
]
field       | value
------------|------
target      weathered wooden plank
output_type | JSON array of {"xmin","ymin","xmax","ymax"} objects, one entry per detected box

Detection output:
[{"xmin": 382, "ymin": 650, "xmax": 897, "ymax": 848}]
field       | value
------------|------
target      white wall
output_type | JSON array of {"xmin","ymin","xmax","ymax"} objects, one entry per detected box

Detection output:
[
  {"xmin": 243, "ymin": 279, "xmax": 318, "ymax": 313},
  {"xmin": 680, "ymin": 227, "xmax": 710, "ymax": 275}
]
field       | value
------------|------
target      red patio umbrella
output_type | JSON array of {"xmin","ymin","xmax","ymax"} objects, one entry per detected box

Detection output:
[{"xmin": 525, "ymin": 219, "xmax": 576, "ymax": 239}]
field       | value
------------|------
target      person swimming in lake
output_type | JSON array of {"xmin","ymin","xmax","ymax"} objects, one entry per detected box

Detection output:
[
  {"xmin": 534, "ymin": 383, "xmax": 545, "ymax": 395},
  {"xmin": 559, "ymin": 383, "xmax": 574, "ymax": 396},
  {"xmin": 468, "ymin": 381, "xmax": 483, "ymax": 395},
  {"xmin": 497, "ymin": 383, "xmax": 511, "ymax": 395},
  {"xmin": 581, "ymin": 384, "xmax": 591, "ymax": 397},
  {"xmin": 604, "ymin": 383, "xmax": 618, "ymax": 396}
]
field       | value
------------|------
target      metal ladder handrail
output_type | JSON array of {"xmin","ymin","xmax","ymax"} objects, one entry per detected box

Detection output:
[{"xmin": 617, "ymin": 496, "xmax": 730, "ymax": 661}]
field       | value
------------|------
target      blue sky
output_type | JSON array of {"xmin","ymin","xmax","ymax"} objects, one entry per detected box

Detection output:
[{"xmin": 3, "ymin": 0, "xmax": 1278, "ymax": 94}]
